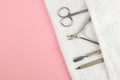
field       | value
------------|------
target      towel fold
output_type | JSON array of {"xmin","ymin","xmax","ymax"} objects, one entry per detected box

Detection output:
[{"xmin": 85, "ymin": 0, "xmax": 120, "ymax": 80}]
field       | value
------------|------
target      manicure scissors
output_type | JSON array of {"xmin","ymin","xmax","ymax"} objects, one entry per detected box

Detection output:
[{"xmin": 57, "ymin": 7, "xmax": 88, "ymax": 27}]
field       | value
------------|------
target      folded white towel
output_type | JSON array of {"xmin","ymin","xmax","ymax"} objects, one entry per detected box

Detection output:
[
  {"xmin": 45, "ymin": 0, "xmax": 110, "ymax": 80},
  {"xmin": 85, "ymin": 0, "xmax": 120, "ymax": 80}
]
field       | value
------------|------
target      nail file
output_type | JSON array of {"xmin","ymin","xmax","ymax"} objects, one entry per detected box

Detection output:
[{"xmin": 76, "ymin": 58, "xmax": 104, "ymax": 69}]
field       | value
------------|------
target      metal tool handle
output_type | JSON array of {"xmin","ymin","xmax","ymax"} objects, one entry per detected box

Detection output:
[{"xmin": 86, "ymin": 50, "xmax": 101, "ymax": 57}]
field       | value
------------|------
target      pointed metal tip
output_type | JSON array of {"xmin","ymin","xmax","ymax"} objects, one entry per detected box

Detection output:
[
  {"xmin": 76, "ymin": 67, "xmax": 81, "ymax": 70},
  {"xmin": 73, "ymin": 56, "xmax": 85, "ymax": 62}
]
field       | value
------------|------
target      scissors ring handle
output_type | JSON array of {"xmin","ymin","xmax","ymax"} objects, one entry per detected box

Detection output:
[
  {"xmin": 57, "ymin": 7, "xmax": 70, "ymax": 18},
  {"xmin": 60, "ymin": 17, "xmax": 73, "ymax": 27}
]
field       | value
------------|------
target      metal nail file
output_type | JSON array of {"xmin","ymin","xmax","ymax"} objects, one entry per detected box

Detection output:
[{"xmin": 76, "ymin": 58, "xmax": 104, "ymax": 70}]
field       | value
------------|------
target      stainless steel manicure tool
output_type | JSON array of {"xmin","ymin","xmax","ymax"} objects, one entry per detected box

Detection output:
[
  {"xmin": 73, "ymin": 50, "xmax": 101, "ymax": 62},
  {"xmin": 76, "ymin": 58, "xmax": 104, "ymax": 70},
  {"xmin": 58, "ymin": 7, "xmax": 88, "ymax": 27}
]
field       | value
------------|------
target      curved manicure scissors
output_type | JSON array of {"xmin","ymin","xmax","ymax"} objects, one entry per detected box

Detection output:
[{"xmin": 57, "ymin": 7, "xmax": 88, "ymax": 27}]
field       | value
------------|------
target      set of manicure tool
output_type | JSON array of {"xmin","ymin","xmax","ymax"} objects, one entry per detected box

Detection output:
[
  {"xmin": 45, "ymin": 0, "xmax": 110, "ymax": 79},
  {"xmin": 57, "ymin": 6, "xmax": 104, "ymax": 70}
]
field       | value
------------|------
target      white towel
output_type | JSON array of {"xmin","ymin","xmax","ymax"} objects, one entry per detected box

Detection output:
[
  {"xmin": 44, "ymin": 0, "xmax": 110, "ymax": 80},
  {"xmin": 85, "ymin": 0, "xmax": 120, "ymax": 80}
]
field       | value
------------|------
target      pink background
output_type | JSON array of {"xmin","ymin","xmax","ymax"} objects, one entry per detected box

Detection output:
[{"xmin": 0, "ymin": 0, "xmax": 71, "ymax": 80}]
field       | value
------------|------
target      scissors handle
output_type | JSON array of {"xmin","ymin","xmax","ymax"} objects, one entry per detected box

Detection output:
[
  {"xmin": 57, "ymin": 7, "xmax": 70, "ymax": 18},
  {"xmin": 60, "ymin": 17, "xmax": 73, "ymax": 27}
]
